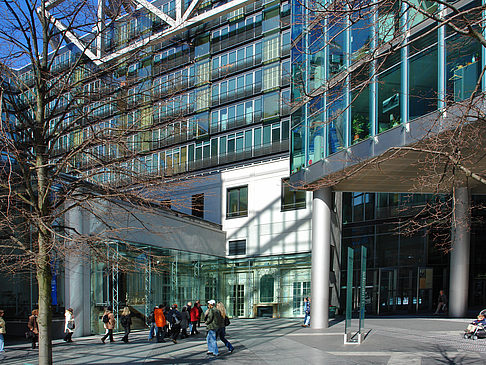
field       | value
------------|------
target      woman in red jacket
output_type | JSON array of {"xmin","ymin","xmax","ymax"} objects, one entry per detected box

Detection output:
[{"xmin": 190, "ymin": 303, "xmax": 200, "ymax": 335}]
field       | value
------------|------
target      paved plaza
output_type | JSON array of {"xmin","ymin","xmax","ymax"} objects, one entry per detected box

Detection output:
[{"xmin": 1, "ymin": 317, "xmax": 486, "ymax": 364}]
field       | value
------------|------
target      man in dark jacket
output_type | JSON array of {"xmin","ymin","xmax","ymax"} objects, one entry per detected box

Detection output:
[
  {"xmin": 168, "ymin": 304, "xmax": 182, "ymax": 344},
  {"xmin": 205, "ymin": 300, "xmax": 222, "ymax": 356}
]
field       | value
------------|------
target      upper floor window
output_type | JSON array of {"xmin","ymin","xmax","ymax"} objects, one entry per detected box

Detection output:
[
  {"xmin": 281, "ymin": 178, "xmax": 306, "ymax": 211},
  {"xmin": 228, "ymin": 239, "xmax": 246, "ymax": 255},
  {"xmin": 227, "ymin": 185, "xmax": 248, "ymax": 218},
  {"xmin": 192, "ymin": 193, "xmax": 204, "ymax": 218}
]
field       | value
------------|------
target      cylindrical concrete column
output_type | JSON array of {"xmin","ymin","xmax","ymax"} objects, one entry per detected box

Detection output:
[
  {"xmin": 311, "ymin": 187, "xmax": 332, "ymax": 329},
  {"xmin": 65, "ymin": 206, "xmax": 90, "ymax": 336},
  {"xmin": 449, "ymin": 187, "xmax": 470, "ymax": 317}
]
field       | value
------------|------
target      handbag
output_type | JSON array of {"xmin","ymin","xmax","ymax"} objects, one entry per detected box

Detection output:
[
  {"xmin": 67, "ymin": 320, "xmax": 75, "ymax": 330},
  {"xmin": 25, "ymin": 330, "xmax": 35, "ymax": 340},
  {"xmin": 224, "ymin": 316, "xmax": 230, "ymax": 326}
]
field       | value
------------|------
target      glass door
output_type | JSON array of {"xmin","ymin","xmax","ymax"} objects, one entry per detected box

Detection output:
[{"xmin": 377, "ymin": 268, "xmax": 397, "ymax": 314}]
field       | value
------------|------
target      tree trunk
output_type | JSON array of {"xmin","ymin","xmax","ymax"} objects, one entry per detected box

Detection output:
[{"xmin": 37, "ymin": 229, "xmax": 53, "ymax": 365}]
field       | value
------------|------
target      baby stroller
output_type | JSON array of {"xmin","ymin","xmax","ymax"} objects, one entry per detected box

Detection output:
[{"xmin": 464, "ymin": 309, "xmax": 486, "ymax": 340}]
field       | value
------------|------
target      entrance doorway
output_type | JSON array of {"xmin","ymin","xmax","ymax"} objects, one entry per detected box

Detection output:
[{"xmin": 372, "ymin": 267, "xmax": 433, "ymax": 315}]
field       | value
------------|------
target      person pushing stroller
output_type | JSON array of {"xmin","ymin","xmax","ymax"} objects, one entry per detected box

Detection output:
[{"xmin": 464, "ymin": 312, "xmax": 486, "ymax": 340}]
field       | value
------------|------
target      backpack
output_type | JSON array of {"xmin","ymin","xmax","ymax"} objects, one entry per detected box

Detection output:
[
  {"xmin": 172, "ymin": 312, "xmax": 181, "ymax": 325},
  {"xmin": 102, "ymin": 314, "xmax": 109, "ymax": 324},
  {"xmin": 224, "ymin": 316, "xmax": 230, "ymax": 326}
]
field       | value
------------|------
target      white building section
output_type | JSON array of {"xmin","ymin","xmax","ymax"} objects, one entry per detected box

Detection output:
[{"xmin": 222, "ymin": 158, "xmax": 312, "ymax": 257}]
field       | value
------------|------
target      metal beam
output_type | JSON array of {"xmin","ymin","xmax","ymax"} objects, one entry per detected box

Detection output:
[
  {"xmin": 41, "ymin": 0, "xmax": 255, "ymax": 65},
  {"xmin": 132, "ymin": 0, "xmax": 176, "ymax": 27}
]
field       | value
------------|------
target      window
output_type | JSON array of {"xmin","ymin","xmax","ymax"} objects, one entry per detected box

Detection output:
[
  {"xmin": 192, "ymin": 193, "xmax": 204, "ymax": 218},
  {"xmin": 226, "ymin": 185, "xmax": 248, "ymax": 218},
  {"xmin": 263, "ymin": 64, "xmax": 280, "ymax": 90},
  {"xmin": 281, "ymin": 178, "xmax": 306, "ymax": 211},
  {"xmin": 260, "ymin": 275, "xmax": 274, "ymax": 302},
  {"xmin": 263, "ymin": 35, "xmax": 280, "ymax": 62},
  {"xmin": 228, "ymin": 239, "xmax": 246, "ymax": 256}
]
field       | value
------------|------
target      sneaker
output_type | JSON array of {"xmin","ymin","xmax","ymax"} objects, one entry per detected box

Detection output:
[
  {"xmin": 229, "ymin": 348, "xmax": 234, "ymax": 353},
  {"xmin": 207, "ymin": 352, "xmax": 213, "ymax": 355},
  {"xmin": 172, "ymin": 339, "xmax": 177, "ymax": 344}
]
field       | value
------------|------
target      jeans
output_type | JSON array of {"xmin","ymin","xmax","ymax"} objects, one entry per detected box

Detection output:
[
  {"xmin": 304, "ymin": 313, "xmax": 310, "ymax": 326},
  {"xmin": 207, "ymin": 329, "xmax": 218, "ymax": 355},
  {"xmin": 217, "ymin": 327, "xmax": 234, "ymax": 351},
  {"xmin": 148, "ymin": 323, "xmax": 156, "ymax": 340},
  {"xmin": 191, "ymin": 321, "xmax": 199, "ymax": 335},
  {"xmin": 0, "ymin": 333, "xmax": 4, "ymax": 352}
]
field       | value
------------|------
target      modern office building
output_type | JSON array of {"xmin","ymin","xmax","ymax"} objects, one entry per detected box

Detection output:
[
  {"xmin": 1, "ymin": 0, "xmax": 321, "ymax": 336},
  {"xmin": 290, "ymin": 0, "xmax": 486, "ymax": 328},
  {"xmin": 2, "ymin": 0, "xmax": 485, "ymax": 338}
]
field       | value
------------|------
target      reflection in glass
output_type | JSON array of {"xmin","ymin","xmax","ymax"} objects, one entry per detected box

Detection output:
[
  {"xmin": 446, "ymin": 33, "xmax": 482, "ymax": 102},
  {"xmin": 328, "ymin": 85, "xmax": 346, "ymax": 154}
]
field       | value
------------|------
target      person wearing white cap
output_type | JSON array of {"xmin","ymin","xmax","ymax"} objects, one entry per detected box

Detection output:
[{"xmin": 205, "ymin": 300, "xmax": 221, "ymax": 356}]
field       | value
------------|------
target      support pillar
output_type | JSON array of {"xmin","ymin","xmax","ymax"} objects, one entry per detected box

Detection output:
[
  {"xmin": 65, "ymin": 206, "xmax": 91, "ymax": 336},
  {"xmin": 449, "ymin": 187, "xmax": 470, "ymax": 317},
  {"xmin": 311, "ymin": 187, "xmax": 332, "ymax": 329}
]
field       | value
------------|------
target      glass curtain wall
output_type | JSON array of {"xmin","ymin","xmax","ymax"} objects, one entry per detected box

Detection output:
[
  {"xmin": 90, "ymin": 243, "xmax": 311, "ymax": 334},
  {"xmin": 290, "ymin": 0, "xmax": 485, "ymax": 172},
  {"xmin": 90, "ymin": 243, "xmax": 223, "ymax": 334},
  {"xmin": 342, "ymin": 192, "xmax": 449, "ymax": 315}
]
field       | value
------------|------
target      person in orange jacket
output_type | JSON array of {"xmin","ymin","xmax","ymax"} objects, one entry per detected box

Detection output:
[{"xmin": 154, "ymin": 304, "xmax": 167, "ymax": 343}]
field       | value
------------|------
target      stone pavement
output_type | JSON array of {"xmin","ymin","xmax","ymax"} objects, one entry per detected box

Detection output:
[{"xmin": 1, "ymin": 316, "xmax": 486, "ymax": 364}]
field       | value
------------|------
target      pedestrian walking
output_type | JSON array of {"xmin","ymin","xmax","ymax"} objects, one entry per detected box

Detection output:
[
  {"xmin": 196, "ymin": 300, "xmax": 203, "ymax": 327},
  {"xmin": 205, "ymin": 300, "xmax": 221, "ymax": 356},
  {"xmin": 187, "ymin": 302, "xmax": 192, "ymax": 334},
  {"xmin": 216, "ymin": 302, "xmax": 234, "ymax": 353},
  {"xmin": 147, "ymin": 308, "xmax": 156, "ymax": 341},
  {"xmin": 180, "ymin": 306, "xmax": 190, "ymax": 339},
  {"xmin": 27, "ymin": 309, "xmax": 39, "ymax": 349},
  {"xmin": 302, "ymin": 297, "xmax": 310, "ymax": 327},
  {"xmin": 434, "ymin": 290, "xmax": 447, "ymax": 314},
  {"xmin": 120, "ymin": 307, "xmax": 132, "ymax": 343},
  {"xmin": 0, "ymin": 309, "xmax": 6, "ymax": 355},
  {"xmin": 64, "ymin": 308, "xmax": 75, "ymax": 342},
  {"xmin": 154, "ymin": 305, "xmax": 167, "ymax": 343},
  {"xmin": 101, "ymin": 307, "xmax": 115, "ymax": 343},
  {"xmin": 190, "ymin": 302, "xmax": 200, "ymax": 335},
  {"xmin": 168, "ymin": 304, "xmax": 182, "ymax": 344}
]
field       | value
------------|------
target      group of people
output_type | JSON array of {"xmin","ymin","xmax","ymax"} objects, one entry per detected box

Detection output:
[
  {"xmin": 98, "ymin": 299, "xmax": 235, "ymax": 356},
  {"xmin": 147, "ymin": 300, "xmax": 202, "ymax": 344},
  {"xmin": 3, "ymin": 298, "xmax": 234, "ymax": 357}
]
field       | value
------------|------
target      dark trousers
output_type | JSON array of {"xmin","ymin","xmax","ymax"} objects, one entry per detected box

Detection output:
[
  {"xmin": 101, "ymin": 329, "xmax": 114, "ymax": 342},
  {"xmin": 156, "ymin": 326, "xmax": 166, "ymax": 342},
  {"xmin": 216, "ymin": 327, "xmax": 234, "ymax": 351},
  {"xmin": 31, "ymin": 334, "xmax": 38, "ymax": 349},
  {"xmin": 122, "ymin": 326, "xmax": 130, "ymax": 343},
  {"xmin": 64, "ymin": 331, "xmax": 73, "ymax": 342},
  {"xmin": 191, "ymin": 321, "xmax": 199, "ymax": 335},
  {"xmin": 171, "ymin": 324, "xmax": 181, "ymax": 340},
  {"xmin": 180, "ymin": 326, "xmax": 188, "ymax": 339}
]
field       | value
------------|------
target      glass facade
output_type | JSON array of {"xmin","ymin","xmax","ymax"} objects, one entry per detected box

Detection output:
[
  {"xmin": 290, "ymin": 0, "xmax": 485, "ymax": 173},
  {"xmin": 18, "ymin": 0, "xmax": 291, "ymax": 186},
  {"xmin": 342, "ymin": 192, "xmax": 486, "ymax": 315},
  {"xmin": 89, "ymin": 242, "xmax": 310, "ymax": 334}
]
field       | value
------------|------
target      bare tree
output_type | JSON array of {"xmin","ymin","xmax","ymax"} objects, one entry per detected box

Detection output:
[{"xmin": 0, "ymin": 1, "xmax": 207, "ymax": 363}]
